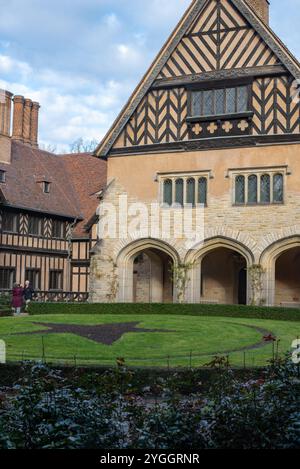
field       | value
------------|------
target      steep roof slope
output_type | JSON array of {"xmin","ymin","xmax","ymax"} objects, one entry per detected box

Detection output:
[
  {"xmin": 0, "ymin": 141, "xmax": 107, "ymax": 236},
  {"xmin": 61, "ymin": 153, "xmax": 107, "ymax": 237},
  {"xmin": 95, "ymin": 0, "xmax": 300, "ymax": 159},
  {"xmin": 0, "ymin": 141, "xmax": 82, "ymax": 218}
]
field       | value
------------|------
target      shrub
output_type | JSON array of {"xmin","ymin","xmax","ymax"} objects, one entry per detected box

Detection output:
[
  {"xmin": 0, "ymin": 363, "xmax": 129, "ymax": 449},
  {"xmin": 0, "ymin": 292, "xmax": 11, "ymax": 317},
  {"xmin": 29, "ymin": 302, "xmax": 300, "ymax": 322},
  {"xmin": 0, "ymin": 358, "xmax": 299, "ymax": 449}
]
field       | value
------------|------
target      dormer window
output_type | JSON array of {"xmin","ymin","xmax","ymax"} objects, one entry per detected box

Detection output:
[
  {"xmin": 0, "ymin": 170, "xmax": 6, "ymax": 183},
  {"xmin": 43, "ymin": 181, "xmax": 50, "ymax": 194}
]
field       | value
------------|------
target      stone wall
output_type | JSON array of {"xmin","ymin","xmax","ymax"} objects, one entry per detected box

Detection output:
[{"xmin": 90, "ymin": 143, "xmax": 300, "ymax": 306}]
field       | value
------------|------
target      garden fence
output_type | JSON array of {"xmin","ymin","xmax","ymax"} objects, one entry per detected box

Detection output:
[{"xmin": 6, "ymin": 334, "xmax": 298, "ymax": 370}]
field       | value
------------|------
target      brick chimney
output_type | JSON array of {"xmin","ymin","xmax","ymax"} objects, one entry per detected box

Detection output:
[
  {"xmin": 12, "ymin": 95, "xmax": 40, "ymax": 146},
  {"xmin": 12, "ymin": 95, "xmax": 25, "ymax": 142},
  {"xmin": 23, "ymin": 98, "xmax": 32, "ymax": 144},
  {"xmin": 30, "ymin": 101, "xmax": 40, "ymax": 147},
  {"xmin": 245, "ymin": 0, "xmax": 270, "ymax": 25},
  {"xmin": 0, "ymin": 90, "xmax": 13, "ymax": 164},
  {"xmin": 0, "ymin": 90, "xmax": 13, "ymax": 137}
]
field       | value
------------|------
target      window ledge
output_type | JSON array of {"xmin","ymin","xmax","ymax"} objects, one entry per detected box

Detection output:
[
  {"xmin": 160, "ymin": 204, "xmax": 207, "ymax": 209},
  {"xmin": 233, "ymin": 202, "xmax": 284, "ymax": 207},
  {"xmin": 187, "ymin": 111, "xmax": 254, "ymax": 123}
]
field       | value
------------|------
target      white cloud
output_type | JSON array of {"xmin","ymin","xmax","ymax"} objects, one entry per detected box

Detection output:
[
  {"xmin": 0, "ymin": 0, "xmax": 300, "ymax": 153},
  {"xmin": 0, "ymin": 54, "xmax": 32, "ymax": 79},
  {"xmin": 0, "ymin": 58, "xmax": 131, "ymax": 152}
]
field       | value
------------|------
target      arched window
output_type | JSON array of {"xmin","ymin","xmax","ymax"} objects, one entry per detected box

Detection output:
[
  {"xmin": 198, "ymin": 177, "xmax": 207, "ymax": 205},
  {"xmin": 248, "ymin": 174, "xmax": 258, "ymax": 204},
  {"xmin": 235, "ymin": 175, "xmax": 245, "ymax": 204},
  {"xmin": 260, "ymin": 174, "xmax": 270, "ymax": 203},
  {"xmin": 273, "ymin": 173, "xmax": 283, "ymax": 203},
  {"xmin": 163, "ymin": 179, "xmax": 172, "ymax": 206},
  {"xmin": 186, "ymin": 178, "xmax": 196, "ymax": 206},
  {"xmin": 175, "ymin": 179, "xmax": 184, "ymax": 206}
]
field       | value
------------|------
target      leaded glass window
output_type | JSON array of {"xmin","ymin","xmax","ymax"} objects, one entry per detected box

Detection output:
[
  {"xmin": 248, "ymin": 175, "xmax": 258, "ymax": 204},
  {"xmin": 273, "ymin": 173, "xmax": 283, "ymax": 203},
  {"xmin": 198, "ymin": 177, "xmax": 207, "ymax": 205},
  {"xmin": 237, "ymin": 86, "xmax": 248, "ymax": 113},
  {"xmin": 28, "ymin": 216, "xmax": 42, "ymax": 236},
  {"xmin": 191, "ymin": 91, "xmax": 202, "ymax": 116},
  {"xmin": 235, "ymin": 175, "xmax": 245, "ymax": 204},
  {"xmin": 260, "ymin": 174, "xmax": 271, "ymax": 203},
  {"xmin": 163, "ymin": 179, "xmax": 173, "ymax": 206},
  {"xmin": 52, "ymin": 220, "xmax": 66, "ymax": 239},
  {"xmin": 0, "ymin": 268, "xmax": 15, "ymax": 289},
  {"xmin": 203, "ymin": 90, "xmax": 214, "ymax": 116},
  {"xmin": 215, "ymin": 89, "xmax": 225, "ymax": 115},
  {"xmin": 175, "ymin": 179, "xmax": 184, "ymax": 206},
  {"xmin": 2, "ymin": 213, "xmax": 19, "ymax": 233},
  {"xmin": 0, "ymin": 170, "xmax": 6, "ymax": 183},
  {"xmin": 186, "ymin": 178, "xmax": 196, "ymax": 206},
  {"xmin": 226, "ymin": 88, "xmax": 236, "ymax": 114},
  {"xmin": 191, "ymin": 85, "xmax": 249, "ymax": 117},
  {"xmin": 233, "ymin": 172, "xmax": 284, "ymax": 206}
]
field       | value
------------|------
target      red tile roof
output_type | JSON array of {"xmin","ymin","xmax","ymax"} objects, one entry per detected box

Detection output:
[
  {"xmin": 0, "ymin": 140, "xmax": 107, "ymax": 238},
  {"xmin": 61, "ymin": 152, "xmax": 107, "ymax": 237}
]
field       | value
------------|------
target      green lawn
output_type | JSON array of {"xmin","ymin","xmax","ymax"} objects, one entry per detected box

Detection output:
[{"xmin": 0, "ymin": 313, "xmax": 299, "ymax": 367}]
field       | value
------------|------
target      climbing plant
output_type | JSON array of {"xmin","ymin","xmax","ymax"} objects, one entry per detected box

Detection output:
[
  {"xmin": 248, "ymin": 264, "xmax": 266, "ymax": 306},
  {"xmin": 170, "ymin": 262, "xmax": 195, "ymax": 304},
  {"xmin": 90, "ymin": 255, "xmax": 119, "ymax": 303},
  {"xmin": 105, "ymin": 256, "xmax": 119, "ymax": 303}
]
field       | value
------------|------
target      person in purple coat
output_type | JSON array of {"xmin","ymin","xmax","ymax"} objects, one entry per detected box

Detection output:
[{"xmin": 12, "ymin": 283, "xmax": 24, "ymax": 316}]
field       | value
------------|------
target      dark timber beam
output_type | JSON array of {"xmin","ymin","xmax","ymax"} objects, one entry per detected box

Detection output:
[{"xmin": 152, "ymin": 65, "xmax": 288, "ymax": 89}]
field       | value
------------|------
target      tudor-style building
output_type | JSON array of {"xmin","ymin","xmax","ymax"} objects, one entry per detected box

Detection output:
[
  {"xmin": 0, "ymin": 91, "xmax": 107, "ymax": 300},
  {"xmin": 90, "ymin": 0, "xmax": 300, "ymax": 307}
]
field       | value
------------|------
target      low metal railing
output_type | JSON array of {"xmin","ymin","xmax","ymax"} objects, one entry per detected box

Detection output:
[{"xmin": 0, "ymin": 290, "xmax": 89, "ymax": 303}]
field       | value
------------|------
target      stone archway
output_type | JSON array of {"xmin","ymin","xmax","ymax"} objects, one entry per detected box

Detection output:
[
  {"xmin": 133, "ymin": 249, "xmax": 173, "ymax": 303},
  {"xmin": 185, "ymin": 237, "xmax": 254, "ymax": 304},
  {"xmin": 261, "ymin": 236, "xmax": 300, "ymax": 306},
  {"xmin": 275, "ymin": 247, "xmax": 300, "ymax": 306},
  {"xmin": 117, "ymin": 239, "xmax": 180, "ymax": 303}
]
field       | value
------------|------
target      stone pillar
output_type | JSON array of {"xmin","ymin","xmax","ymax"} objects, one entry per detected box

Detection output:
[
  {"xmin": 12, "ymin": 95, "xmax": 25, "ymax": 141},
  {"xmin": 30, "ymin": 101, "xmax": 40, "ymax": 147},
  {"xmin": 23, "ymin": 99, "xmax": 32, "ymax": 144}
]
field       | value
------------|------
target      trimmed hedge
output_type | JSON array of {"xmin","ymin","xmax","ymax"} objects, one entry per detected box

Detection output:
[
  {"xmin": 0, "ymin": 310, "xmax": 11, "ymax": 317},
  {"xmin": 28, "ymin": 302, "xmax": 300, "ymax": 321},
  {"xmin": 0, "ymin": 292, "xmax": 11, "ymax": 316}
]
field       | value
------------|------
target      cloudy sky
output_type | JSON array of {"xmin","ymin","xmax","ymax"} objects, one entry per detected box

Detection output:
[{"xmin": 0, "ymin": 0, "xmax": 299, "ymax": 152}]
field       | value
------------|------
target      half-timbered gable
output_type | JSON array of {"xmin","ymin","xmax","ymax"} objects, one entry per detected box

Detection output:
[
  {"xmin": 157, "ymin": 0, "xmax": 278, "ymax": 79},
  {"xmin": 99, "ymin": 0, "xmax": 300, "ymax": 156}
]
